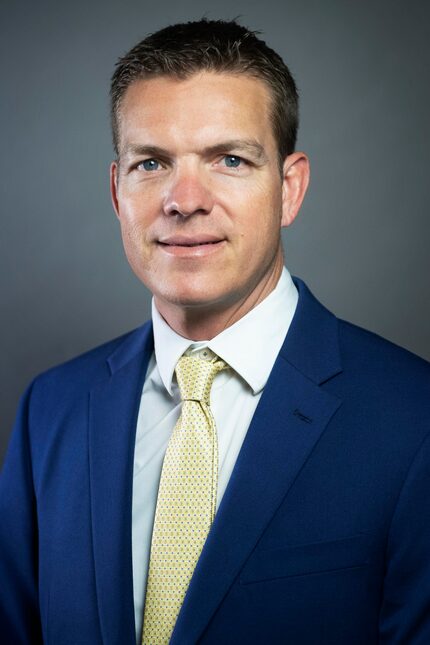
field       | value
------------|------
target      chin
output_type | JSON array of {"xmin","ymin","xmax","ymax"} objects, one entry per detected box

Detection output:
[
  {"xmin": 162, "ymin": 291, "xmax": 219, "ymax": 309},
  {"xmin": 156, "ymin": 282, "xmax": 228, "ymax": 310}
]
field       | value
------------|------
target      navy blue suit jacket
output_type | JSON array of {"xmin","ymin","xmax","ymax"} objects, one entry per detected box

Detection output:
[{"xmin": 1, "ymin": 277, "xmax": 430, "ymax": 644}]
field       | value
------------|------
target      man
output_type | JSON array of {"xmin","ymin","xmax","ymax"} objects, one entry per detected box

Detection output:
[{"xmin": 1, "ymin": 18, "xmax": 430, "ymax": 645}]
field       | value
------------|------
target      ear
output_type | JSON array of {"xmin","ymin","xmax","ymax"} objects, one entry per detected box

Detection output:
[
  {"xmin": 280, "ymin": 152, "xmax": 310, "ymax": 228},
  {"xmin": 110, "ymin": 161, "xmax": 120, "ymax": 219}
]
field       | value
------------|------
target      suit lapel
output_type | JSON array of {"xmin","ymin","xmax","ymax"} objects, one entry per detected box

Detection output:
[
  {"xmin": 171, "ymin": 277, "xmax": 343, "ymax": 644},
  {"xmin": 88, "ymin": 323, "xmax": 154, "ymax": 645}
]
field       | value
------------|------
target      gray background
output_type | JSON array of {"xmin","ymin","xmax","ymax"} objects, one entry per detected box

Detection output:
[{"xmin": 1, "ymin": 0, "xmax": 429, "ymax": 465}]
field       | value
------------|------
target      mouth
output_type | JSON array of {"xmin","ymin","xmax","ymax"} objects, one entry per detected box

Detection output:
[
  {"xmin": 158, "ymin": 235, "xmax": 224, "ymax": 246},
  {"xmin": 157, "ymin": 236, "xmax": 226, "ymax": 256},
  {"xmin": 159, "ymin": 240, "xmax": 222, "ymax": 248}
]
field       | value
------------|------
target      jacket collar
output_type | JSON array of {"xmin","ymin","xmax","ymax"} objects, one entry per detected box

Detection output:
[{"xmin": 281, "ymin": 276, "xmax": 342, "ymax": 384}]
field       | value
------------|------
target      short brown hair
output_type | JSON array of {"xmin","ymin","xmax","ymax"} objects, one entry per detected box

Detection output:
[{"xmin": 110, "ymin": 19, "xmax": 299, "ymax": 167}]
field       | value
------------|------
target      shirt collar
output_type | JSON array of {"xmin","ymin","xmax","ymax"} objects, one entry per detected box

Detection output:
[{"xmin": 152, "ymin": 266, "xmax": 298, "ymax": 396}]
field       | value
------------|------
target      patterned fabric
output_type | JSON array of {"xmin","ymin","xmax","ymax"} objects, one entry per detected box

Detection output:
[{"xmin": 142, "ymin": 353, "xmax": 228, "ymax": 644}]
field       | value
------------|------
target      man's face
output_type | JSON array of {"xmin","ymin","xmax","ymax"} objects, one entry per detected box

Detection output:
[{"xmin": 111, "ymin": 72, "xmax": 305, "ymax": 321}]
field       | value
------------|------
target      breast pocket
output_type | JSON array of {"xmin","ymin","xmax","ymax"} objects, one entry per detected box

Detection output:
[{"xmin": 240, "ymin": 533, "xmax": 372, "ymax": 585}]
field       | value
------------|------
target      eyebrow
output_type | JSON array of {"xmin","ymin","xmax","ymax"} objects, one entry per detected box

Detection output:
[{"xmin": 122, "ymin": 139, "xmax": 268, "ymax": 163}]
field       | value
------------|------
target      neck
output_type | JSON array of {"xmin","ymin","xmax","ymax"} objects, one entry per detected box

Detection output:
[{"xmin": 155, "ymin": 253, "xmax": 284, "ymax": 341}]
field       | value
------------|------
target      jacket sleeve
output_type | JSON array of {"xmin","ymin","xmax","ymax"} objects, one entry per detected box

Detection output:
[
  {"xmin": 0, "ymin": 381, "xmax": 43, "ymax": 644},
  {"xmin": 379, "ymin": 430, "xmax": 430, "ymax": 644}
]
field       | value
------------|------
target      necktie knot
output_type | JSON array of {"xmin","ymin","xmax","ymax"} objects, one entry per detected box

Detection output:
[{"xmin": 175, "ymin": 354, "xmax": 227, "ymax": 404}]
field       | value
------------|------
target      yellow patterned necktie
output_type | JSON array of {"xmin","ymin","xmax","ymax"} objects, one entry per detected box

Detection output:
[{"xmin": 142, "ymin": 352, "xmax": 228, "ymax": 645}]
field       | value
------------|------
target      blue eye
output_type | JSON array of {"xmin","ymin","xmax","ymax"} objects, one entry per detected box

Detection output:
[
  {"xmin": 141, "ymin": 159, "xmax": 160, "ymax": 171},
  {"xmin": 224, "ymin": 155, "xmax": 242, "ymax": 168}
]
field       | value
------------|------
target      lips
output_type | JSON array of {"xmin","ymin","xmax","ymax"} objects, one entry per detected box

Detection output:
[
  {"xmin": 157, "ymin": 235, "xmax": 226, "ymax": 257},
  {"xmin": 158, "ymin": 235, "xmax": 224, "ymax": 247},
  {"xmin": 161, "ymin": 241, "xmax": 219, "ymax": 247}
]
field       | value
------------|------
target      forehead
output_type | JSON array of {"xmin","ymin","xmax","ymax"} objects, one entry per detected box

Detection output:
[{"xmin": 117, "ymin": 71, "xmax": 276, "ymax": 153}]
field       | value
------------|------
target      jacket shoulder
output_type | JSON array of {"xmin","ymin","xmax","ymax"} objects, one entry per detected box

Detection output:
[
  {"xmin": 334, "ymin": 317, "xmax": 430, "ymax": 430},
  {"xmin": 338, "ymin": 316, "xmax": 430, "ymax": 377},
  {"xmin": 31, "ymin": 321, "xmax": 152, "ymax": 396}
]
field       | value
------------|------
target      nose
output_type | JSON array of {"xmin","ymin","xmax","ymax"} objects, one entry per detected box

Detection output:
[{"xmin": 163, "ymin": 164, "xmax": 214, "ymax": 218}]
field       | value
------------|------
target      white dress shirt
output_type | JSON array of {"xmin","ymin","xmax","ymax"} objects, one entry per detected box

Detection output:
[{"xmin": 132, "ymin": 267, "xmax": 298, "ymax": 642}]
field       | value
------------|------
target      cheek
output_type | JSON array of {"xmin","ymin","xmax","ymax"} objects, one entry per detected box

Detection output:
[
  {"xmin": 118, "ymin": 196, "xmax": 155, "ymax": 243},
  {"xmin": 231, "ymin": 192, "xmax": 282, "ymax": 254},
  {"xmin": 117, "ymin": 213, "xmax": 155, "ymax": 276}
]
